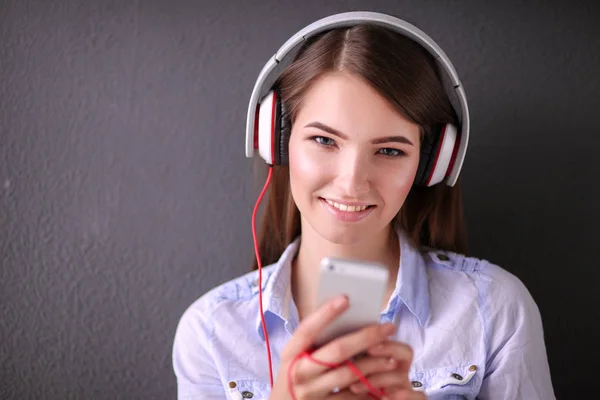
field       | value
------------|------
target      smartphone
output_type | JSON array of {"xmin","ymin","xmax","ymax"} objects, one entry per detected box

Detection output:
[{"xmin": 313, "ymin": 257, "xmax": 390, "ymax": 347}]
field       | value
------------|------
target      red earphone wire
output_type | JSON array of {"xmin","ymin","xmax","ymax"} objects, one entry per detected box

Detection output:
[
  {"xmin": 252, "ymin": 166, "xmax": 275, "ymax": 387},
  {"xmin": 252, "ymin": 166, "xmax": 385, "ymax": 399}
]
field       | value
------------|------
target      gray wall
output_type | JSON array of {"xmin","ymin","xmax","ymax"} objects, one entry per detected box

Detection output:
[{"xmin": 1, "ymin": 0, "xmax": 598, "ymax": 399}]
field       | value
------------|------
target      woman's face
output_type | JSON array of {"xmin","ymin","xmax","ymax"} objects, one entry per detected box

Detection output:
[{"xmin": 288, "ymin": 71, "xmax": 422, "ymax": 245}]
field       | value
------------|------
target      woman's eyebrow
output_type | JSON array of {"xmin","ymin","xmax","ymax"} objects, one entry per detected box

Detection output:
[
  {"xmin": 371, "ymin": 136, "xmax": 414, "ymax": 146},
  {"xmin": 304, "ymin": 121, "xmax": 414, "ymax": 146}
]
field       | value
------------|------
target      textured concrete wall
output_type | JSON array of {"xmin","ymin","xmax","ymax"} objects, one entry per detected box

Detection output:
[{"xmin": 1, "ymin": 0, "xmax": 598, "ymax": 398}]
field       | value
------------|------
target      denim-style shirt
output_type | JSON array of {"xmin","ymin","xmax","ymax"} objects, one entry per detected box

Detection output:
[{"xmin": 172, "ymin": 230, "xmax": 556, "ymax": 399}]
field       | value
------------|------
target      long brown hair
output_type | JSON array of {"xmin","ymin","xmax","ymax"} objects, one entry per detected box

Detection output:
[{"xmin": 251, "ymin": 23, "xmax": 468, "ymax": 270}]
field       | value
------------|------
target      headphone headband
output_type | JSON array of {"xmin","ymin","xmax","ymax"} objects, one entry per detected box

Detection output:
[{"xmin": 245, "ymin": 11, "xmax": 470, "ymax": 186}]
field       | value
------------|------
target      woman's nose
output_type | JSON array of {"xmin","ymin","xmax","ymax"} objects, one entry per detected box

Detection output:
[{"xmin": 334, "ymin": 155, "xmax": 370, "ymax": 197}]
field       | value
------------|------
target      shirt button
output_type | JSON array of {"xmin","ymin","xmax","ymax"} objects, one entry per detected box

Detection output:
[
  {"xmin": 437, "ymin": 253, "xmax": 450, "ymax": 261},
  {"xmin": 241, "ymin": 391, "xmax": 254, "ymax": 398},
  {"xmin": 228, "ymin": 381, "xmax": 237, "ymax": 389},
  {"xmin": 451, "ymin": 373, "xmax": 463, "ymax": 380},
  {"xmin": 469, "ymin": 365, "xmax": 477, "ymax": 372},
  {"xmin": 411, "ymin": 381, "xmax": 423, "ymax": 388}
]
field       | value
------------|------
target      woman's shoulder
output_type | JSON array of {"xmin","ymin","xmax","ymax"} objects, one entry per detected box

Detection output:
[
  {"xmin": 419, "ymin": 248, "xmax": 554, "ymax": 397},
  {"xmin": 179, "ymin": 264, "xmax": 279, "ymax": 320},
  {"xmin": 424, "ymin": 247, "xmax": 527, "ymax": 287},
  {"xmin": 422, "ymin": 247, "xmax": 542, "ymax": 319},
  {"xmin": 173, "ymin": 264, "xmax": 279, "ymax": 349}
]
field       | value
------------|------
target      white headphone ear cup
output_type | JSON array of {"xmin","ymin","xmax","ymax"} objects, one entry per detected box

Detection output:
[
  {"xmin": 257, "ymin": 91, "xmax": 276, "ymax": 165},
  {"xmin": 425, "ymin": 123, "xmax": 458, "ymax": 186}
]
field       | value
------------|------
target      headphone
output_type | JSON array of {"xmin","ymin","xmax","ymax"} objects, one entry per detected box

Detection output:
[{"xmin": 244, "ymin": 11, "xmax": 470, "ymax": 187}]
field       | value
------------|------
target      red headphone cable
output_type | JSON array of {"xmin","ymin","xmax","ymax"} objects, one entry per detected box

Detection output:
[{"xmin": 252, "ymin": 166, "xmax": 275, "ymax": 387}]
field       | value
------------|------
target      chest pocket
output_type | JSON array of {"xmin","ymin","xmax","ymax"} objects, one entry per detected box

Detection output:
[
  {"xmin": 409, "ymin": 364, "xmax": 480, "ymax": 400},
  {"xmin": 225, "ymin": 379, "xmax": 270, "ymax": 400}
]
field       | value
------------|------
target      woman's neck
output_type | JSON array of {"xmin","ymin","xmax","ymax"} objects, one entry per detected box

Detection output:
[{"xmin": 291, "ymin": 221, "xmax": 400, "ymax": 320}]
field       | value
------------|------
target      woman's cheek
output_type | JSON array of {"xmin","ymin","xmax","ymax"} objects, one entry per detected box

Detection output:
[
  {"xmin": 290, "ymin": 146, "xmax": 317, "ymax": 176},
  {"xmin": 384, "ymin": 161, "xmax": 419, "ymax": 198},
  {"xmin": 290, "ymin": 144, "xmax": 334, "ymax": 183}
]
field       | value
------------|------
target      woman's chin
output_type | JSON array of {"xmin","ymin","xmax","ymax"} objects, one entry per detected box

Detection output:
[{"xmin": 315, "ymin": 225, "xmax": 370, "ymax": 246}]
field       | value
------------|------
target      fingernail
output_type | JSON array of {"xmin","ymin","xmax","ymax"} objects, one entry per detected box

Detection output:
[{"xmin": 333, "ymin": 295, "xmax": 348, "ymax": 309}]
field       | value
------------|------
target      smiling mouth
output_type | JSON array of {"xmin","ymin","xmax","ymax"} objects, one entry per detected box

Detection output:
[{"xmin": 320, "ymin": 197, "xmax": 375, "ymax": 212}]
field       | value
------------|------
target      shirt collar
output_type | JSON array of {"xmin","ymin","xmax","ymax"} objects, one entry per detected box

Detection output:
[
  {"xmin": 255, "ymin": 237, "xmax": 300, "ymax": 340},
  {"xmin": 255, "ymin": 229, "xmax": 431, "ymax": 339},
  {"xmin": 390, "ymin": 229, "xmax": 430, "ymax": 326}
]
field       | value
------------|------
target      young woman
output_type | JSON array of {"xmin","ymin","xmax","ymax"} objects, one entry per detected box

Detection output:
[{"xmin": 172, "ymin": 12, "xmax": 556, "ymax": 400}]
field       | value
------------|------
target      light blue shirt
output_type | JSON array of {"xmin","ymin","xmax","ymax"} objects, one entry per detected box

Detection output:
[{"xmin": 172, "ymin": 230, "xmax": 556, "ymax": 399}]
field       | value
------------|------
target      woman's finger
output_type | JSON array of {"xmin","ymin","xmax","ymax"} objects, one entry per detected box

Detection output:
[
  {"xmin": 388, "ymin": 388, "xmax": 428, "ymax": 400},
  {"xmin": 298, "ymin": 322, "xmax": 396, "ymax": 378},
  {"xmin": 349, "ymin": 370, "xmax": 410, "ymax": 394},
  {"xmin": 284, "ymin": 294, "xmax": 351, "ymax": 387},
  {"xmin": 326, "ymin": 387, "xmax": 376, "ymax": 399},
  {"xmin": 301, "ymin": 355, "xmax": 398, "ymax": 397},
  {"xmin": 283, "ymin": 294, "xmax": 350, "ymax": 363},
  {"xmin": 367, "ymin": 340, "xmax": 414, "ymax": 372},
  {"xmin": 327, "ymin": 386, "xmax": 399, "ymax": 400}
]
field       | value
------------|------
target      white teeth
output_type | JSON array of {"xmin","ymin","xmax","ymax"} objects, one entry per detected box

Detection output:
[{"xmin": 325, "ymin": 199, "xmax": 369, "ymax": 212}]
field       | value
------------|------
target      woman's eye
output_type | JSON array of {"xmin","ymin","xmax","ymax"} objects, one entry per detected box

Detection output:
[
  {"xmin": 312, "ymin": 136, "xmax": 335, "ymax": 146},
  {"xmin": 378, "ymin": 148, "xmax": 405, "ymax": 157}
]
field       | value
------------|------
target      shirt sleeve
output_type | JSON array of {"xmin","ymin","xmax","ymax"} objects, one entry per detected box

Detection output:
[
  {"xmin": 172, "ymin": 304, "xmax": 228, "ymax": 400},
  {"xmin": 477, "ymin": 264, "xmax": 556, "ymax": 400}
]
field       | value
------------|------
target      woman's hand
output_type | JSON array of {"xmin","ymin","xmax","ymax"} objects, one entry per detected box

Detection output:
[
  {"xmin": 348, "ymin": 340, "xmax": 427, "ymax": 399},
  {"xmin": 268, "ymin": 294, "xmax": 422, "ymax": 400}
]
